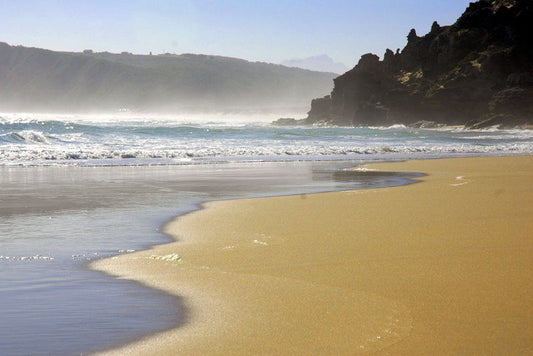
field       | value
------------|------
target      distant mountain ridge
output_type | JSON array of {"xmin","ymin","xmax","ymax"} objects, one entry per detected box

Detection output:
[
  {"xmin": 300, "ymin": 0, "xmax": 533, "ymax": 128},
  {"xmin": 0, "ymin": 42, "xmax": 336, "ymax": 113},
  {"xmin": 281, "ymin": 55, "xmax": 348, "ymax": 74}
]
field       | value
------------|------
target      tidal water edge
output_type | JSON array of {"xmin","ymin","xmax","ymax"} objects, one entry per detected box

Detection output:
[{"xmin": 0, "ymin": 161, "xmax": 422, "ymax": 355}]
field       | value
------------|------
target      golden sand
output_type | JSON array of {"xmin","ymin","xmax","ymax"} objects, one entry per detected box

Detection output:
[{"xmin": 92, "ymin": 156, "xmax": 533, "ymax": 354}]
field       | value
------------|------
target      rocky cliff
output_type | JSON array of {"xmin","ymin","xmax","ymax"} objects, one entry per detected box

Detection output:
[{"xmin": 304, "ymin": 0, "xmax": 533, "ymax": 128}]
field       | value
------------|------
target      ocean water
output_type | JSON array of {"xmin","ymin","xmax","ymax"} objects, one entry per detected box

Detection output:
[
  {"xmin": 1, "ymin": 113, "xmax": 532, "ymax": 166},
  {"xmin": 0, "ymin": 113, "xmax": 532, "ymax": 355}
]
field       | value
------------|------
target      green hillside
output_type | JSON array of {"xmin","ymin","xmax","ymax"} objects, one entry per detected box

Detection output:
[{"xmin": 0, "ymin": 42, "xmax": 336, "ymax": 113}]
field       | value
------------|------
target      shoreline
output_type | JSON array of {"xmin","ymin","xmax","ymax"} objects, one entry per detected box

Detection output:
[
  {"xmin": 3, "ymin": 160, "xmax": 409, "ymax": 355},
  {"xmin": 91, "ymin": 155, "xmax": 533, "ymax": 354}
]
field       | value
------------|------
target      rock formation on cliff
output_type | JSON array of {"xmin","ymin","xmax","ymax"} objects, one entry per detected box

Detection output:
[{"xmin": 304, "ymin": 0, "xmax": 533, "ymax": 128}]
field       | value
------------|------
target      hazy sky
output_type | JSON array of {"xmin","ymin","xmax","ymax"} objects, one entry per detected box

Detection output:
[{"xmin": 0, "ymin": 0, "xmax": 471, "ymax": 67}]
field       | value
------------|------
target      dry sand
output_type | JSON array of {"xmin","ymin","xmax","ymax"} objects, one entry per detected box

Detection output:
[{"xmin": 92, "ymin": 156, "xmax": 533, "ymax": 354}]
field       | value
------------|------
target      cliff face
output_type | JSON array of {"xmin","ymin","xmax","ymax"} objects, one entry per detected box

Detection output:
[{"xmin": 307, "ymin": 0, "xmax": 533, "ymax": 128}]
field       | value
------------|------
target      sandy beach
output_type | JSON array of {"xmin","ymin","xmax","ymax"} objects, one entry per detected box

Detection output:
[{"xmin": 92, "ymin": 156, "xmax": 533, "ymax": 354}]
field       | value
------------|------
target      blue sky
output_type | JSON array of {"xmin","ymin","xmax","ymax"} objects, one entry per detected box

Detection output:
[{"xmin": 0, "ymin": 0, "xmax": 471, "ymax": 67}]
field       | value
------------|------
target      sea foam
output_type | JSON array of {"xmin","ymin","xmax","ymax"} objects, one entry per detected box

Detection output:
[{"xmin": 1, "ymin": 114, "xmax": 532, "ymax": 166}]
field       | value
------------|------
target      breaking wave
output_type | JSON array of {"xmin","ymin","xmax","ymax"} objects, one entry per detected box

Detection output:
[{"xmin": 1, "ymin": 114, "xmax": 532, "ymax": 166}]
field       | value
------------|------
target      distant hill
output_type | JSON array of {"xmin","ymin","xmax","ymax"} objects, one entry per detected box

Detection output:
[
  {"xmin": 281, "ymin": 55, "xmax": 347, "ymax": 74},
  {"xmin": 302, "ymin": 0, "xmax": 533, "ymax": 128},
  {"xmin": 0, "ymin": 42, "xmax": 336, "ymax": 113}
]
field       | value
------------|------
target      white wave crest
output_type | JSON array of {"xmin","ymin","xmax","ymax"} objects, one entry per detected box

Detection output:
[{"xmin": 1, "ymin": 130, "xmax": 51, "ymax": 144}]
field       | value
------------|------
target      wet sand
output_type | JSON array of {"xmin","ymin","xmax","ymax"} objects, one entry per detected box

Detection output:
[{"xmin": 92, "ymin": 156, "xmax": 533, "ymax": 354}]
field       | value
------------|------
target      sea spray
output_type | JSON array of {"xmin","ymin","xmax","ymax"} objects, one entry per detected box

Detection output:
[{"xmin": 1, "ymin": 114, "xmax": 532, "ymax": 166}]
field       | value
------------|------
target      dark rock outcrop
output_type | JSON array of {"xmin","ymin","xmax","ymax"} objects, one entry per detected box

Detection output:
[
  {"xmin": 272, "ymin": 117, "xmax": 308, "ymax": 126},
  {"xmin": 305, "ymin": 0, "xmax": 533, "ymax": 128}
]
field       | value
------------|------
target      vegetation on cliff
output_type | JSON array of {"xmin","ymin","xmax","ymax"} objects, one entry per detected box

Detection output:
[{"xmin": 304, "ymin": 0, "xmax": 533, "ymax": 128}]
